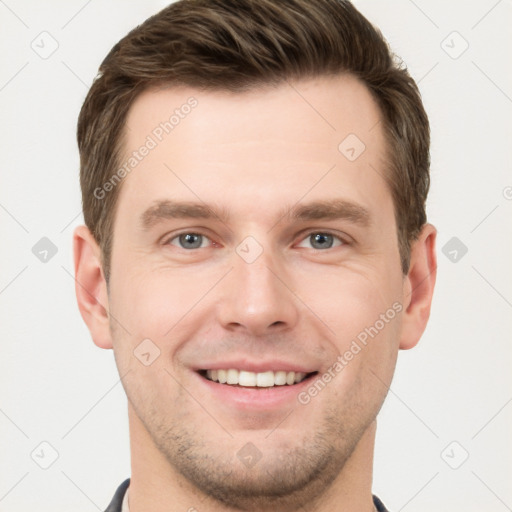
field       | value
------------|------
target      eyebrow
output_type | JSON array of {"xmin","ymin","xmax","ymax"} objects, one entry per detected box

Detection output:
[{"xmin": 140, "ymin": 198, "xmax": 371, "ymax": 229}]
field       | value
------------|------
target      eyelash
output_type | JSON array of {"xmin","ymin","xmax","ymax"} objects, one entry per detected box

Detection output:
[{"xmin": 163, "ymin": 230, "xmax": 348, "ymax": 251}]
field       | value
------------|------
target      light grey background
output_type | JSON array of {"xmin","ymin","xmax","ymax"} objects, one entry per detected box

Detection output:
[{"xmin": 1, "ymin": 1, "xmax": 511, "ymax": 510}]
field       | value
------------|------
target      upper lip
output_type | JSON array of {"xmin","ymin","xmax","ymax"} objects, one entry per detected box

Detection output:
[{"xmin": 194, "ymin": 359, "xmax": 318, "ymax": 374}]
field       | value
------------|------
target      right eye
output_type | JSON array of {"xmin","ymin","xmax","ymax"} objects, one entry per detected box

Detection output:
[{"xmin": 164, "ymin": 232, "xmax": 213, "ymax": 250}]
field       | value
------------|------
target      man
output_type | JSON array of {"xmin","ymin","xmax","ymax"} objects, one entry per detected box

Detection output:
[{"xmin": 73, "ymin": 0, "xmax": 437, "ymax": 510}]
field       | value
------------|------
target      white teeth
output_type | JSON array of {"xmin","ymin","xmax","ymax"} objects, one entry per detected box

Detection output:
[
  {"xmin": 226, "ymin": 369, "xmax": 239, "ymax": 385},
  {"xmin": 239, "ymin": 370, "xmax": 256, "ymax": 386},
  {"xmin": 294, "ymin": 372, "xmax": 306, "ymax": 383},
  {"xmin": 256, "ymin": 371, "xmax": 274, "ymax": 387},
  {"xmin": 203, "ymin": 369, "xmax": 310, "ymax": 387},
  {"xmin": 274, "ymin": 371, "xmax": 287, "ymax": 385}
]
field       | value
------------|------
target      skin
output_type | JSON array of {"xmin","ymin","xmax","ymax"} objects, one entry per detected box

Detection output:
[{"xmin": 74, "ymin": 74, "xmax": 437, "ymax": 512}]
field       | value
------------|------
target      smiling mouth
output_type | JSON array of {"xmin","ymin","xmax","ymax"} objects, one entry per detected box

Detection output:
[{"xmin": 198, "ymin": 369, "xmax": 318, "ymax": 388}]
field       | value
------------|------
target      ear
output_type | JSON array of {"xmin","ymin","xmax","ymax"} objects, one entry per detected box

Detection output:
[
  {"xmin": 399, "ymin": 223, "xmax": 437, "ymax": 350},
  {"xmin": 73, "ymin": 225, "xmax": 113, "ymax": 349}
]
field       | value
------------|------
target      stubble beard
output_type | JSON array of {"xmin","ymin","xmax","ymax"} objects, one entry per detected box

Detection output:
[{"xmin": 128, "ymin": 390, "xmax": 376, "ymax": 512}]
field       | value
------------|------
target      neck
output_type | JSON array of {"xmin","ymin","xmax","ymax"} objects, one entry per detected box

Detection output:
[{"xmin": 127, "ymin": 404, "xmax": 377, "ymax": 512}]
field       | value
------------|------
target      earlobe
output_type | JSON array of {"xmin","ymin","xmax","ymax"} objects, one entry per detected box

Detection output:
[
  {"xmin": 399, "ymin": 223, "xmax": 437, "ymax": 350},
  {"xmin": 73, "ymin": 225, "xmax": 113, "ymax": 349}
]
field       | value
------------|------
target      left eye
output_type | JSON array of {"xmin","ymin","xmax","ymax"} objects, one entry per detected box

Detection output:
[{"xmin": 296, "ymin": 232, "xmax": 344, "ymax": 250}]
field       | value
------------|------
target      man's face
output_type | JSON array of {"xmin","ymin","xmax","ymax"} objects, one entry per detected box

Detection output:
[{"xmin": 108, "ymin": 75, "xmax": 407, "ymax": 505}]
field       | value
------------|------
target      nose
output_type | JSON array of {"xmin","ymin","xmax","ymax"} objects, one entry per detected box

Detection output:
[{"xmin": 216, "ymin": 243, "xmax": 300, "ymax": 337}]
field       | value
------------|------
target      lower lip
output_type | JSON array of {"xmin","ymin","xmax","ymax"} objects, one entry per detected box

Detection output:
[{"xmin": 192, "ymin": 371, "xmax": 316, "ymax": 411}]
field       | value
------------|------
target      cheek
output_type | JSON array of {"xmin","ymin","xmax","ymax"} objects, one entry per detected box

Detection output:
[
  {"xmin": 304, "ymin": 265, "xmax": 402, "ymax": 396},
  {"xmin": 320, "ymin": 301, "xmax": 401, "ymax": 421},
  {"xmin": 302, "ymin": 264, "xmax": 401, "ymax": 340},
  {"xmin": 110, "ymin": 263, "xmax": 200, "ymax": 338},
  {"xmin": 108, "ymin": 269, "xmax": 190, "ymax": 403}
]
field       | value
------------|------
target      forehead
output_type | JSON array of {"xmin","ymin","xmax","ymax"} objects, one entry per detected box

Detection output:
[
  {"xmin": 125, "ymin": 74, "xmax": 383, "ymax": 151},
  {"xmin": 117, "ymin": 74, "xmax": 391, "ymax": 228}
]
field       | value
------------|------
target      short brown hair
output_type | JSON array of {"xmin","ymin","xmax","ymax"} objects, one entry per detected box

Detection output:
[{"xmin": 77, "ymin": 0, "xmax": 430, "ymax": 280}]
